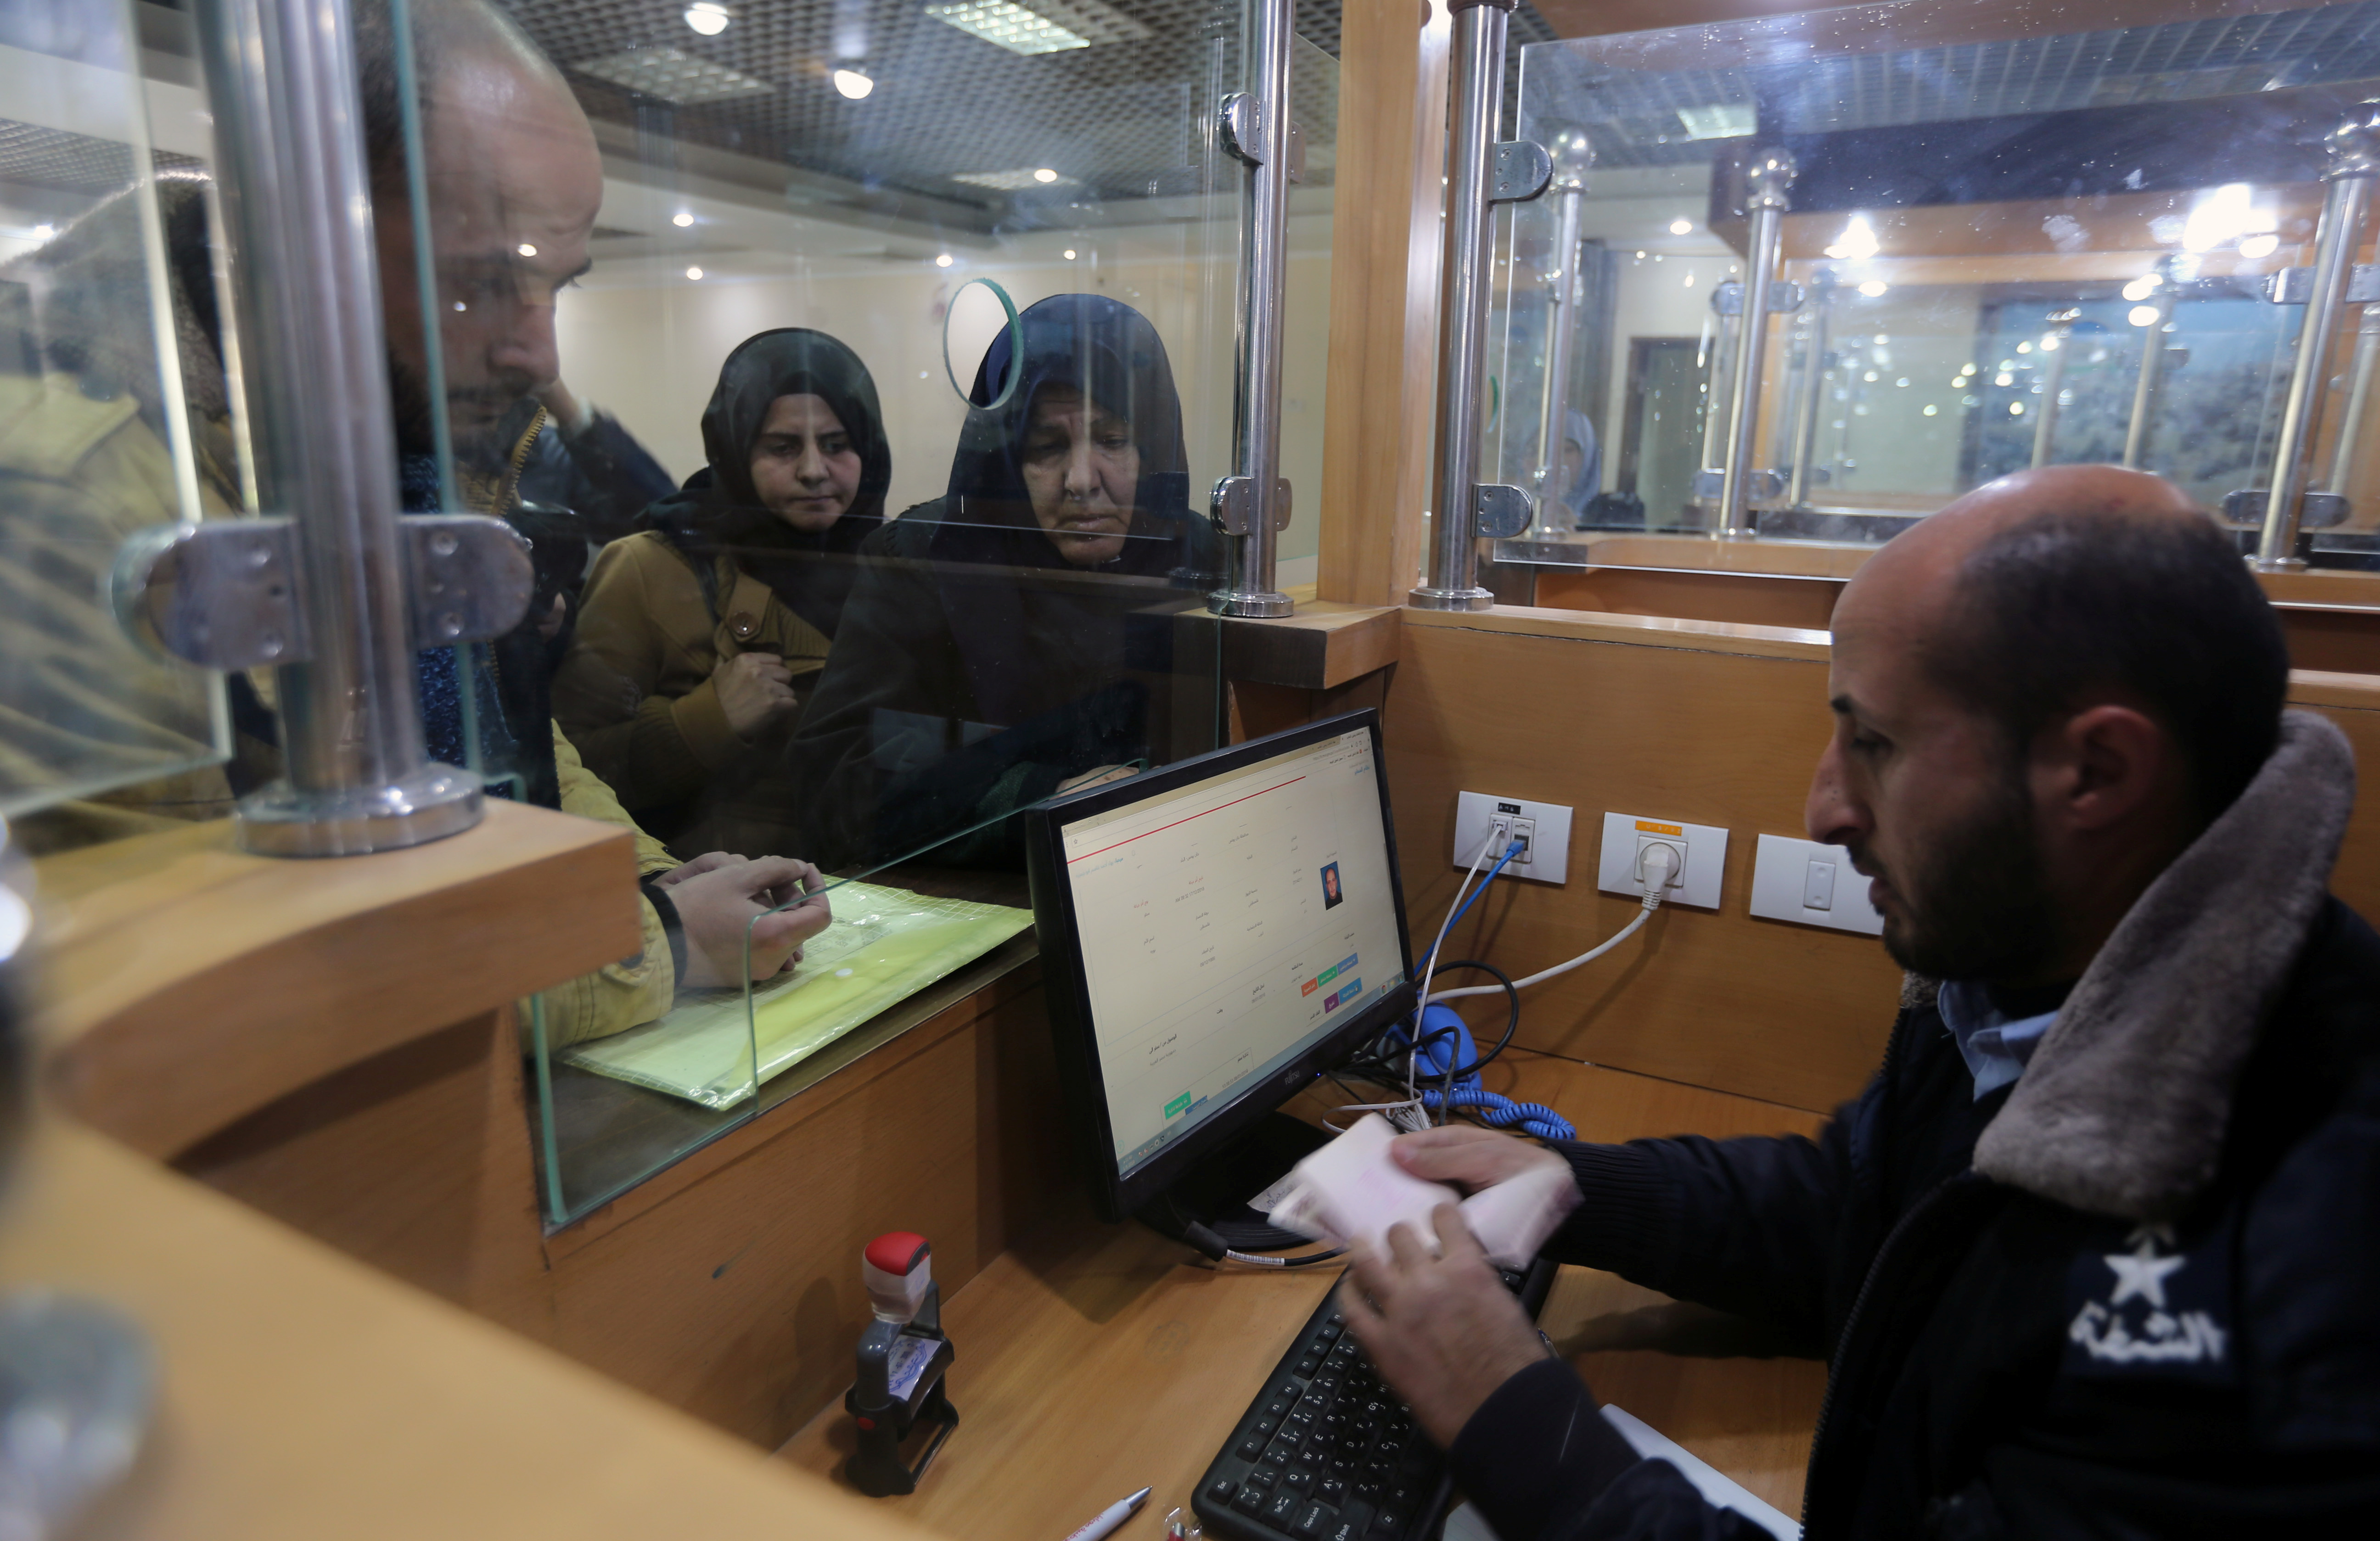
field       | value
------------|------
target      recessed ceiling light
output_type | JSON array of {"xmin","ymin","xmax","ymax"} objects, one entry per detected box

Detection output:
[
  {"xmin": 31, "ymin": 223, "xmax": 55, "ymax": 240},
  {"xmin": 1825, "ymin": 214, "xmax": 1880, "ymax": 261},
  {"xmin": 1033, "ymin": 168, "xmax": 1061, "ymax": 184},
  {"xmin": 686, "ymin": 265, "xmax": 704, "ymax": 280},
  {"xmin": 1667, "ymin": 217, "xmax": 1692, "ymax": 235},
  {"xmin": 2129, "ymin": 304, "xmax": 2161, "ymax": 327},
  {"xmin": 935, "ymin": 253, "xmax": 954, "ymax": 267},
  {"xmin": 832, "ymin": 67, "xmax": 874, "ymax": 99},
  {"xmin": 1858, "ymin": 280, "xmax": 1889, "ymax": 297},
  {"xmin": 672, "ymin": 211, "xmax": 695, "ymax": 227},
  {"xmin": 2238, "ymin": 232, "xmax": 2280, "ymax": 259},
  {"xmin": 684, "ymin": 3, "xmax": 730, "ymax": 37},
  {"xmin": 573, "ymin": 47, "xmax": 771, "ymax": 105},
  {"xmin": 924, "ymin": 0, "xmax": 1150, "ymax": 56},
  {"xmin": 516, "ymin": 243, "xmax": 537, "ymax": 257},
  {"xmin": 1063, "ymin": 248, "xmax": 1077, "ymax": 259}
]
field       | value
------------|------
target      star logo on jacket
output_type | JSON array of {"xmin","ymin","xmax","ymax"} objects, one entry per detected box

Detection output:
[{"xmin": 2065, "ymin": 1224, "xmax": 2230, "ymax": 1374}]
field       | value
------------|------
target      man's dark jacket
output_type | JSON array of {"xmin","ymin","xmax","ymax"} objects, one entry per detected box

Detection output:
[{"xmin": 1450, "ymin": 710, "xmax": 2380, "ymax": 1538}]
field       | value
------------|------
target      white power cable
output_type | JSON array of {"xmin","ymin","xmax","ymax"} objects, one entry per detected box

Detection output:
[{"xmin": 1429, "ymin": 840, "xmax": 1679, "ymax": 1002}]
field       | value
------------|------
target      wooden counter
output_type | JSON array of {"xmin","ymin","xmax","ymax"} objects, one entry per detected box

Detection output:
[{"xmin": 779, "ymin": 1051, "xmax": 1830, "ymax": 1535}]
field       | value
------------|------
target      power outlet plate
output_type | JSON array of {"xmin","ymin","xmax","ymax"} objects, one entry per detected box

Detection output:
[
  {"xmin": 1452, "ymin": 791, "xmax": 1573, "ymax": 884},
  {"xmin": 1595, "ymin": 812, "xmax": 1729, "ymax": 910},
  {"xmin": 1749, "ymin": 833, "xmax": 1885, "ymax": 936}
]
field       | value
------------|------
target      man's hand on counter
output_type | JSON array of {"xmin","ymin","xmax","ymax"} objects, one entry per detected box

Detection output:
[
  {"xmin": 1339, "ymin": 1205, "xmax": 1549, "ymax": 1450},
  {"xmin": 662, "ymin": 854, "xmax": 834, "ymax": 987}
]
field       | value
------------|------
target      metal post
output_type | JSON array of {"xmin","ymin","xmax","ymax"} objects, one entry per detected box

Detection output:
[
  {"xmin": 196, "ymin": 0, "xmax": 482, "ymax": 853},
  {"xmin": 1784, "ymin": 267, "xmax": 1834, "ymax": 510},
  {"xmin": 2031, "ymin": 307, "xmax": 2079, "ymax": 470},
  {"xmin": 2121, "ymin": 257, "xmax": 2181, "ymax": 471},
  {"xmin": 1529, "ymin": 126, "xmax": 1593, "ymax": 537},
  {"xmin": 2258, "ymin": 103, "xmax": 2380, "ymax": 571},
  {"xmin": 1412, "ymin": 0, "xmax": 1515, "ymax": 611},
  {"xmin": 2328, "ymin": 306, "xmax": 2380, "ymax": 496},
  {"xmin": 1208, "ymin": 0, "xmax": 1295, "ymax": 618},
  {"xmin": 1718, "ymin": 147, "xmax": 1796, "ymax": 540}
]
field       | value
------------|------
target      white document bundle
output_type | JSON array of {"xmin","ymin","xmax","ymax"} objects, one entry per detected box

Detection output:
[{"xmin": 1266, "ymin": 1114, "xmax": 1579, "ymax": 1269}]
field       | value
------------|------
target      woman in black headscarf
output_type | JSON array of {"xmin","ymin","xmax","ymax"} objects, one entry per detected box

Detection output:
[
  {"xmin": 555, "ymin": 327, "xmax": 888, "ymax": 857},
  {"xmin": 793, "ymin": 292, "xmax": 1223, "ymax": 869}
]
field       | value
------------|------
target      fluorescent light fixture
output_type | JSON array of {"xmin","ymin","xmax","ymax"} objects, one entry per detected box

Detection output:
[
  {"xmin": 1674, "ymin": 103, "xmax": 1755, "ymax": 140},
  {"xmin": 926, "ymin": 0, "xmax": 1088, "ymax": 54},
  {"xmin": 832, "ymin": 67, "xmax": 874, "ymax": 99},
  {"xmin": 686, "ymin": 265, "xmax": 704, "ymax": 280},
  {"xmin": 1825, "ymin": 214, "xmax": 1880, "ymax": 260},
  {"xmin": 2129, "ymin": 304, "xmax": 2161, "ymax": 327},
  {"xmin": 684, "ymin": 3, "xmax": 730, "ymax": 37},
  {"xmin": 935, "ymin": 252, "xmax": 954, "ymax": 267},
  {"xmin": 1857, "ymin": 280, "xmax": 1888, "ymax": 297},
  {"xmin": 672, "ymin": 211, "xmax": 695, "ymax": 227},
  {"xmin": 573, "ymin": 47, "xmax": 772, "ymax": 104},
  {"xmin": 1667, "ymin": 217, "xmax": 1693, "ymax": 235},
  {"xmin": 2238, "ymin": 231, "xmax": 2281, "ymax": 259},
  {"xmin": 952, "ymin": 167, "xmax": 1079, "ymax": 191}
]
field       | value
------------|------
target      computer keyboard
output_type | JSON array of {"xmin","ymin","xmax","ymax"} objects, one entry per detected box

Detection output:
[{"xmin": 1190, "ymin": 1257, "xmax": 1558, "ymax": 1541}]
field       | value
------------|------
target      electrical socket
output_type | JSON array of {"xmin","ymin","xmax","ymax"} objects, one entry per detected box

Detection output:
[
  {"xmin": 1595, "ymin": 812, "xmax": 1729, "ymax": 909},
  {"xmin": 1453, "ymin": 792, "xmax": 1574, "ymax": 884}
]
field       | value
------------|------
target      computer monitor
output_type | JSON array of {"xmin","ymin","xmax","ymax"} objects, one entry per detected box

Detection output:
[{"xmin": 1024, "ymin": 711, "xmax": 1415, "ymax": 1222}]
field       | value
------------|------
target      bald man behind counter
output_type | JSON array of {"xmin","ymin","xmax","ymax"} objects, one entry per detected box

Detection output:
[{"xmin": 1335, "ymin": 468, "xmax": 2380, "ymax": 1538}]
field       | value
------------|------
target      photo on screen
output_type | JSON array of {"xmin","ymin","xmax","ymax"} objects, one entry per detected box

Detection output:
[{"xmin": 1319, "ymin": 861, "xmax": 1343, "ymax": 909}]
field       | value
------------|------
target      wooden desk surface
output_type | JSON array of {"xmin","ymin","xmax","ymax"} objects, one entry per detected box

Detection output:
[{"xmin": 779, "ymin": 1052, "xmax": 1830, "ymax": 1535}]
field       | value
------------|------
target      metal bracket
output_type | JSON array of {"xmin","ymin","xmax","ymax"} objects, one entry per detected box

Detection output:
[
  {"xmin": 1473, "ymin": 483, "xmax": 1533, "ymax": 538},
  {"xmin": 1690, "ymin": 468, "xmax": 1788, "ymax": 504},
  {"xmin": 1209, "ymin": 475, "xmax": 1293, "ymax": 535},
  {"xmin": 2265, "ymin": 265, "xmax": 2380, "ymax": 305},
  {"xmin": 112, "ymin": 517, "xmax": 309, "ymax": 670},
  {"xmin": 1712, "ymin": 280, "xmax": 1807, "ymax": 316},
  {"xmin": 2223, "ymin": 488, "xmax": 2352, "ymax": 529},
  {"xmin": 1219, "ymin": 92, "xmax": 1266, "ymax": 166},
  {"xmin": 1285, "ymin": 118, "xmax": 1306, "ymax": 185},
  {"xmin": 403, "ymin": 515, "xmax": 536, "ymax": 647},
  {"xmin": 1489, "ymin": 140, "xmax": 1553, "ymax": 205}
]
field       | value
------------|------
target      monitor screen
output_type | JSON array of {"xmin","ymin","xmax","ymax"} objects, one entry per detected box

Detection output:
[{"xmin": 1038, "ymin": 719, "xmax": 1410, "ymax": 1187}]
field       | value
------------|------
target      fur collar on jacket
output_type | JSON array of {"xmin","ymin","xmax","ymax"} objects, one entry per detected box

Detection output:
[{"xmin": 1965, "ymin": 707, "xmax": 2355, "ymax": 1221}]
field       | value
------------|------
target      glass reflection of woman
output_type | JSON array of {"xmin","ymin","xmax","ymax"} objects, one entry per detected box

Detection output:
[
  {"xmin": 555, "ymin": 328, "xmax": 888, "ymax": 858},
  {"xmin": 796, "ymin": 293, "xmax": 1222, "ymax": 869}
]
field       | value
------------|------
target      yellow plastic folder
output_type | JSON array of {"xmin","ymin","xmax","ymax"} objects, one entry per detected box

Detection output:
[{"xmin": 558, "ymin": 880, "xmax": 1033, "ymax": 1109}]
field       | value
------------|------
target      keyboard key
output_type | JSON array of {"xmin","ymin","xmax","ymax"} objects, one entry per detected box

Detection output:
[
  {"xmin": 1266, "ymin": 1438, "xmax": 1302, "ymax": 1468},
  {"xmin": 1266, "ymin": 1398, "xmax": 1292, "ymax": 1418},
  {"xmin": 1233, "ymin": 1483, "xmax": 1269, "ymax": 1517},
  {"xmin": 1328, "ymin": 1502, "xmax": 1375, "ymax": 1541},
  {"xmin": 1292, "ymin": 1502, "xmax": 1331, "ymax": 1538},
  {"xmin": 1246, "ymin": 1467, "xmax": 1279, "ymax": 1491},
  {"xmin": 1236, "ymin": 1435, "xmax": 1265, "ymax": 1460},
  {"xmin": 1281, "ymin": 1468, "xmax": 1314, "ymax": 1493},
  {"xmin": 1319, "ymin": 1479, "xmax": 1347, "ymax": 1504},
  {"xmin": 1294, "ymin": 1357, "xmax": 1322, "ymax": 1377},
  {"xmin": 1264, "ymin": 1489, "xmax": 1302, "ymax": 1527},
  {"xmin": 1371, "ymin": 1511, "xmax": 1405, "ymax": 1535},
  {"xmin": 1207, "ymin": 1478, "xmax": 1236, "ymax": 1505},
  {"xmin": 1354, "ymin": 1480, "xmax": 1382, "ymax": 1502}
]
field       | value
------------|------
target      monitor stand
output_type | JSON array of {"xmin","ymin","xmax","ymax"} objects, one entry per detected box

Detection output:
[{"xmin": 1134, "ymin": 1111, "xmax": 1332, "ymax": 1252}]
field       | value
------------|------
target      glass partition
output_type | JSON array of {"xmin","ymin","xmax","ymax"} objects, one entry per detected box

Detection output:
[
  {"xmin": 361, "ymin": 0, "xmax": 1295, "ymax": 1222},
  {"xmin": 1494, "ymin": 0, "xmax": 2380, "ymax": 575},
  {"xmin": 0, "ymin": 0, "xmax": 237, "ymax": 852}
]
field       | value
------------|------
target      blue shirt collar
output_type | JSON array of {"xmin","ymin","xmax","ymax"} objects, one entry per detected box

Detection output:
[{"xmin": 1936, "ymin": 979, "xmax": 2060, "ymax": 1100}]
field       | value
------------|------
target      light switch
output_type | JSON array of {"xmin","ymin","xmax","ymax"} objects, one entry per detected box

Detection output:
[{"xmin": 1750, "ymin": 834, "xmax": 1884, "ymax": 936}]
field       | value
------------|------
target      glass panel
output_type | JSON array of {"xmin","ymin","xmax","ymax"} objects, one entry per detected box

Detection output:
[
  {"xmin": 1499, "ymin": 0, "xmax": 2380, "ymax": 574},
  {"xmin": 371, "ymin": 0, "xmax": 1253, "ymax": 1222},
  {"xmin": 1278, "ymin": 30, "xmax": 1337, "ymax": 590},
  {"xmin": 0, "ymin": 0, "xmax": 235, "ymax": 848}
]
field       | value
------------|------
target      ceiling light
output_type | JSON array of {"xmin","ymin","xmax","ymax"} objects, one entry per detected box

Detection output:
[
  {"xmin": 686, "ymin": 265, "xmax": 704, "ymax": 280},
  {"xmin": 936, "ymin": 252, "xmax": 954, "ymax": 267},
  {"xmin": 1825, "ymin": 214, "xmax": 1880, "ymax": 261},
  {"xmin": 2129, "ymin": 305, "xmax": 2163, "ymax": 327},
  {"xmin": 517, "ymin": 243, "xmax": 537, "ymax": 257},
  {"xmin": 2181, "ymin": 181, "xmax": 2258, "ymax": 253},
  {"xmin": 2039, "ymin": 335, "xmax": 2060, "ymax": 351},
  {"xmin": 31, "ymin": 223, "xmax": 54, "ymax": 240},
  {"xmin": 2016, "ymin": 341, "xmax": 2032, "ymax": 353},
  {"xmin": 1033, "ymin": 168, "xmax": 1060, "ymax": 184},
  {"xmin": 2010, "ymin": 402, "xmax": 2025, "ymax": 415},
  {"xmin": 1063, "ymin": 248, "xmax": 1077, "ymax": 259},
  {"xmin": 925, "ymin": 0, "xmax": 1089, "ymax": 56},
  {"xmin": 683, "ymin": 3, "xmax": 730, "ymax": 37},
  {"xmin": 1995, "ymin": 372, "xmax": 2015, "ymax": 386},
  {"xmin": 1923, "ymin": 403, "xmax": 1939, "ymax": 416},
  {"xmin": 1673, "ymin": 103, "xmax": 1755, "ymax": 140},
  {"xmin": 2239, "ymin": 232, "xmax": 2281, "ymax": 259},
  {"xmin": 832, "ymin": 67, "xmax": 874, "ymax": 99},
  {"xmin": 1683, "ymin": 272, "xmax": 1695, "ymax": 287},
  {"xmin": 672, "ymin": 211, "xmax": 695, "ymax": 227},
  {"xmin": 1667, "ymin": 217, "xmax": 1693, "ymax": 235},
  {"xmin": 573, "ymin": 47, "xmax": 771, "ymax": 105},
  {"xmin": 953, "ymin": 167, "xmax": 1080, "ymax": 191},
  {"xmin": 1857, "ymin": 280, "xmax": 1888, "ymax": 297},
  {"xmin": 2122, "ymin": 272, "xmax": 2162, "ymax": 302}
]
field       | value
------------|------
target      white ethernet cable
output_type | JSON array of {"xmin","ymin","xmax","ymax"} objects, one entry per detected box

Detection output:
[{"xmin": 1428, "ymin": 839, "xmax": 1679, "ymax": 1003}]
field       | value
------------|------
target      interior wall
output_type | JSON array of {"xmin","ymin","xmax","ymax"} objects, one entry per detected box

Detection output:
[
  {"xmin": 1599, "ymin": 251, "xmax": 1742, "ymax": 492},
  {"xmin": 553, "ymin": 216, "xmax": 1332, "ymax": 575},
  {"xmin": 1379, "ymin": 609, "xmax": 2380, "ymax": 1116}
]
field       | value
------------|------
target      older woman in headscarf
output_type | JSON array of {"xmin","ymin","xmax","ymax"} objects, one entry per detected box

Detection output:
[
  {"xmin": 555, "ymin": 327, "xmax": 889, "ymax": 857},
  {"xmin": 793, "ymin": 292, "xmax": 1222, "ymax": 870}
]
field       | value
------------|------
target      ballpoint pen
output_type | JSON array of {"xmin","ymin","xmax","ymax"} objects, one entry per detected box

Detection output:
[{"xmin": 1062, "ymin": 1484, "xmax": 1154, "ymax": 1541}]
